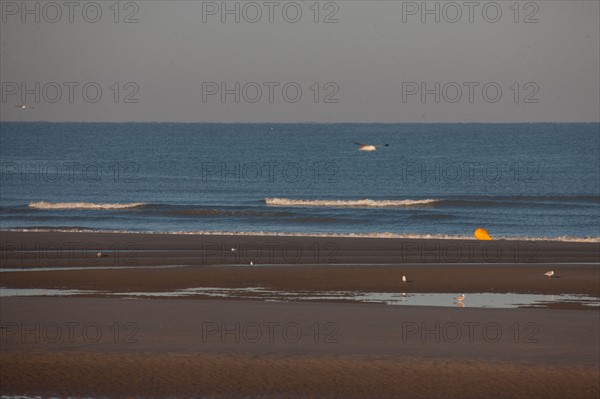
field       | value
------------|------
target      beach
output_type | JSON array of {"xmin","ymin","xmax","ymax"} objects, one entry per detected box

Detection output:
[
  {"xmin": 2, "ymin": 231, "xmax": 599, "ymax": 298},
  {"xmin": 1, "ymin": 298, "xmax": 599, "ymax": 398},
  {"xmin": 2, "ymin": 1, "xmax": 599, "ymax": 395},
  {"xmin": 1, "ymin": 231, "xmax": 599, "ymax": 398}
]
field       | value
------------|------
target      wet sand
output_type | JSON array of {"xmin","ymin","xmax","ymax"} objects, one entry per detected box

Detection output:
[
  {"xmin": 1, "ymin": 298, "xmax": 599, "ymax": 398},
  {"xmin": 1, "ymin": 231, "xmax": 599, "ymax": 298},
  {"xmin": 2, "ymin": 351, "xmax": 598, "ymax": 398},
  {"xmin": 2, "ymin": 231, "xmax": 599, "ymax": 268},
  {"xmin": 1, "ymin": 231, "xmax": 599, "ymax": 397},
  {"xmin": 2, "ymin": 263, "xmax": 599, "ymax": 299}
]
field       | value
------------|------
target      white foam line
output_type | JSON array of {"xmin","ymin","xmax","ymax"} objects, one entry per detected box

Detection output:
[
  {"xmin": 3, "ymin": 228, "xmax": 598, "ymax": 243},
  {"xmin": 28, "ymin": 201, "xmax": 146, "ymax": 210},
  {"xmin": 265, "ymin": 197, "xmax": 440, "ymax": 208}
]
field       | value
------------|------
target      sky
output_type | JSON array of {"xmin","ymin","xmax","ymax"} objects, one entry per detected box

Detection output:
[{"xmin": 1, "ymin": 0, "xmax": 599, "ymax": 122}]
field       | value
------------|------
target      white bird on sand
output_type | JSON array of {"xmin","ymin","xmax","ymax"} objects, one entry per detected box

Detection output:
[
  {"xmin": 353, "ymin": 142, "xmax": 389, "ymax": 152},
  {"xmin": 402, "ymin": 275, "xmax": 407, "ymax": 283},
  {"xmin": 250, "ymin": 261, "xmax": 253, "ymax": 266},
  {"xmin": 544, "ymin": 271, "xmax": 554, "ymax": 278},
  {"xmin": 454, "ymin": 293, "xmax": 465, "ymax": 301}
]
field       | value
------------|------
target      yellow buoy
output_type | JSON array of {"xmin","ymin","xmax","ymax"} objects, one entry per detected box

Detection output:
[{"xmin": 474, "ymin": 228, "xmax": 492, "ymax": 240}]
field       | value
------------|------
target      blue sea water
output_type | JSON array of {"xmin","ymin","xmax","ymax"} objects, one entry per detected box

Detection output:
[{"xmin": 0, "ymin": 122, "xmax": 598, "ymax": 240}]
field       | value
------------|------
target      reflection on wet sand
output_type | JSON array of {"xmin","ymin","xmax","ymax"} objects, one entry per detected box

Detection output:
[{"xmin": 0, "ymin": 287, "xmax": 598, "ymax": 309}]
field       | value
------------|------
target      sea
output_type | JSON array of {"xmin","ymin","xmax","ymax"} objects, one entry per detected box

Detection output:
[{"xmin": 0, "ymin": 122, "xmax": 599, "ymax": 241}]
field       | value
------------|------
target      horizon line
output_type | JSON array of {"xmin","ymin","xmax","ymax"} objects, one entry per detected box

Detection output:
[{"xmin": 2, "ymin": 121, "xmax": 599, "ymax": 125}]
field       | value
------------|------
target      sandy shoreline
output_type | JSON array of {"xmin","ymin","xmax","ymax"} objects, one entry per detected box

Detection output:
[
  {"xmin": 1, "ymin": 231, "xmax": 599, "ymax": 397},
  {"xmin": 2, "ymin": 231, "xmax": 599, "ymax": 268},
  {"xmin": 2, "ymin": 351, "xmax": 598, "ymax": 398},
  {"xmin": 2, "ymin": 353, "xmax": 600, "ymax": 399},
  {"xmin": 2, "ymin": 263, "xmax": 600, "ymax": 301},
  {"xmin": 2, "ymin": 298, "xmax": 599, "ymax": 398},
  {"xmin": 1, "ymin": 231, "xmax": 599, "ymax": 299},
  {"xmin": 3, "ymin": 298, "xmax": 599, "ymax": 363}
]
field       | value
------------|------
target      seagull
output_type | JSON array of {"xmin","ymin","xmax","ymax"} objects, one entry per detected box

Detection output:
[
  {"xmin": 15, "ymin": 105, "xmax": 33, "ymax": 110},
  {"xmin": 230, "ymin": 248, "xmax": 237, "ymax": 252},
  {"xmin": 402, "ymin": 275, "xmax": 407, "ymax": 283},
  {"xmin": 96, "ymin": 252, "xmax": 108, "ymax": 258},
  {"xmin": 544, "ymin": 271, "xmax": 554, "ymax": 278},
  {"xmin": 353, "ymin": 142, "xmax": 389, "ymax": 152},
  {"xmin": 250, "ymin": 261, "xmax": 253, "ymax": 266},
  {"xmin": 454, "ymin": 293, "xmax": 465, "ymax": 301}
]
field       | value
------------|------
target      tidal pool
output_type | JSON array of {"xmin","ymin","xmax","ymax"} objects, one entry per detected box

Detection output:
[{"xmin": 2, "ymin": 286, "xmax": 597, "ymax": 309}]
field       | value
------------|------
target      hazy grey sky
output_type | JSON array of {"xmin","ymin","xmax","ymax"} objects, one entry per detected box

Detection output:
[{"xmin": 1, "ymin": 0, "xmax": 598, "ymax": 122}]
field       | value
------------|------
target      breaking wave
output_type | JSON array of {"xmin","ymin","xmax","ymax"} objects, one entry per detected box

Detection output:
[
  {"xmin": 28, "ymin": 201, "xmax": 147, "ymax": 210},
  {"xmin": 265, "ymin": 198, "xmax": 439, "ymax": 208}
]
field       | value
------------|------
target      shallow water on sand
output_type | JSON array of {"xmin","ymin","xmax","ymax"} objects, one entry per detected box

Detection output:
[{"xmin": 1, "ymin": 287, "xmax": 598, "ymax": 309}]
